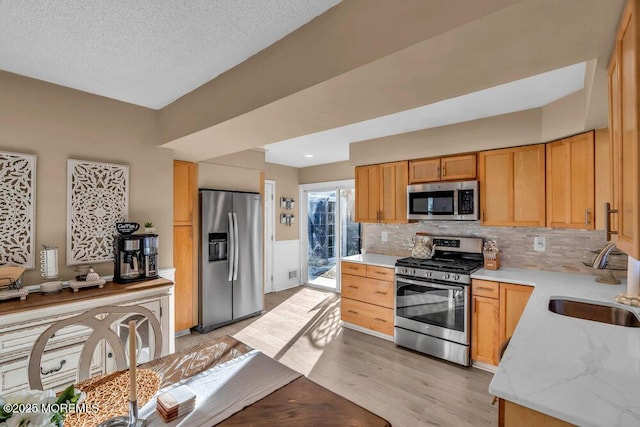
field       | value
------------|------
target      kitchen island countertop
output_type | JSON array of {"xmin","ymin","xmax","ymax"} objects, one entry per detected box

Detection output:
[
  {"xmin": 471, "ymin": 267, "xmax": 640, "ymax": 427},
  {"xmin": 340, "ymin": 254, "xmax": 400, "ymax": 269}
]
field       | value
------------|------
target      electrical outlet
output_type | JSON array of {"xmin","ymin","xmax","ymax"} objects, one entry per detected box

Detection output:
[
  {"xmin": 381, "ymin": 231, "xmax": 388, "ymax": 242},
  {"xmin": 533, "ymin": 236, "xmax": 546, "ymax": 252}
]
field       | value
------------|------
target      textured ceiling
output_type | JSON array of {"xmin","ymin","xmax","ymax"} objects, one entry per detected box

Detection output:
[{"xmin": 0, "ymin": 0, "xmax": 340, "ymax": 109}]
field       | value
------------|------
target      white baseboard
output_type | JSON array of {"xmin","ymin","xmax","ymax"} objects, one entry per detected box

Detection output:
[{"xmin": 472, "ymin": 360, "xmax": 498, "ymax": 373}]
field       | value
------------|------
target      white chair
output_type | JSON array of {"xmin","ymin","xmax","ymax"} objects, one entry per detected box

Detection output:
[{"xmin": 28, "ymin": 305, "xmax": 162, "ymax": 390}]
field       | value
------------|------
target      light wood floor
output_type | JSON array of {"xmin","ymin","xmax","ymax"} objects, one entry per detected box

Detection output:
[{"xmin": 177, "ymin": 286, "xmax": 497, "ymax": 427}]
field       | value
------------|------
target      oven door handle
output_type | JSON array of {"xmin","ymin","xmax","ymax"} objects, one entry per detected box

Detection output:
[{"xmin": 396, "ymin": 277, "xmax": 464, "ymax": 291}]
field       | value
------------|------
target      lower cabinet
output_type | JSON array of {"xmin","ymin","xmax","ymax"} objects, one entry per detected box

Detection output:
[
  {"xmin": 341, "ymin": 262, "xmax": 394, "ymax": 337},
  {"xmin": 0, "ymin": 289, "xmax": 172, "ymax": 394},
  {"xmin": 471, "ymin": 295, "xmax": 500, "ymax": 365},
  {"xmin": 499, "ymin": 399, "xmax": 574, "ymax": 427},
  {"xmin": 471, "ymin": 279, "xmax": 533, "ymax": 366}
]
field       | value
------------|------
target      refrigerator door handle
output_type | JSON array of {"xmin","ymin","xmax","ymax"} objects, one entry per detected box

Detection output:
[
  {"xmin": 228, "ymin": 212, "xmax": 234, "ymax": 281},
  {"xmin": 233, "ymin": 212, "xmax": 239, "ymax": 280}
]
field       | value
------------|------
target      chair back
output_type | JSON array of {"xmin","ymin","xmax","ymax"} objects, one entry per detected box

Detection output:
[{"xmin": 28, "ymin": 305, "xmax": 162, "ymax": 390}]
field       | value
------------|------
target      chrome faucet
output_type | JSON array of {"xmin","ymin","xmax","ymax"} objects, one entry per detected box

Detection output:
[
  {"xmin": 592, "ymin": 241, "xmax": 617, "ymax": 269},
  {"xmin": 591, "ymin": 241, "xmax": 621, "ymax": 284}
]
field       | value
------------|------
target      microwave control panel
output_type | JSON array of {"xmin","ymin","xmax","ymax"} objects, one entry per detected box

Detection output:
[{"xmin": 458, "ymin": 189, "xmax": 475, "ymax": 215}]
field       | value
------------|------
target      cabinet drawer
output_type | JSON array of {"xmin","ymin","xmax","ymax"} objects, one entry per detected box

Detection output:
[
  {"xmin": 342, "ymin": 262, "xmax": 366, "ymax": 277},
  {"xmin": 341, "ymin": 298, "xmax": 394, "ymax": 336},
  {"xmin": 342, "ymin": 274, "xmax": 394, "ymax": 308},
  {"xmin": 472, "ymin": 279, "xmax": 499, "ymax": 299},
  {"xmin": 366, "ymin": 265, "xmax": 394, "ymax": 281},
  {"xmin": 0, "ymin": 342, "xmax": 103, "ymax": 395},
  {"xmin": 0, "ymin": 316, "xmax": 92, "ymax": 363}
]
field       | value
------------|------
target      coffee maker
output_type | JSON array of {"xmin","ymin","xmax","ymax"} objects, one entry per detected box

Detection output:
[
  {"xmin": 114, "ymin": 235, "xmax": 144, "ymax": 283},
  {"xmin": 141, "ymin": 234, "xmax": 159, "ymax": 279}
]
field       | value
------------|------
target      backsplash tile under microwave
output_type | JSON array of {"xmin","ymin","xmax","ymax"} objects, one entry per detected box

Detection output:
[{"xmin": 363, "ymin": 221, "xmax": 627, "ymax": 277}]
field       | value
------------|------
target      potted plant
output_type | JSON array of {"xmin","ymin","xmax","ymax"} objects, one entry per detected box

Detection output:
[{"xmin": 144, "ymin": 222, "xmax": 156, "ymax": 233}]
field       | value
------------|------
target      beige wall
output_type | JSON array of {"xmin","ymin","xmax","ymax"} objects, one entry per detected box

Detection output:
[
  {"xmin": 0, "ymin": 72, "xmax": 173, "ymax": 286},
  {"xmin": 349, "ymin": 109, "xmax": 543, "ymax": 166},
  {"xmin": 198, "ymin": 163, "xmax": 262, "ymax": 193},
  {"xmin": 202, "ymin": 149, "xmax": 265, "ymax": 171},
  {"xmin": 299, "ymin": 161, "xmax": 354, "ymax": 184},
  {"xmin": 265, "ymin": 163, "xmax": 299, "ymax": 241}
]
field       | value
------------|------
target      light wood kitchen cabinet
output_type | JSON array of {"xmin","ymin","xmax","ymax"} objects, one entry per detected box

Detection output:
[
  {"xmin": 608, "ymin": 0, "xmax": 640, "ymax": 259},
  {"xmin": 173, "ymin": 226, "xmax": 194, "ymax": 331},
  {"xmin": 173, "ymin": 160, "xmax": 198, "ymax": 332},
  {"xmin": 409, "ymin": 154, "xmax": 476, "ymax": 183},
  {"xmin": 355, "ymin": 161, "xmax": 408, "ymax": 223},
  {"xmin": 471, "ymin": 294, "xmax": 499, "ymax": 365},
  {"xmin": 594, "ymin": 128, "xmax": 612, "ymax": 230},
  {"xmin": 471, "ymin": 279, "xmax": 532, "ymax": 366},
  {"xmin": 499, "ymin": 283, "xmax": 533, "ymax": 346},
  {"xmin": 499, "ymin": 399, "xmax": 574, "ymax": 427},
  {"xmin": 173, "ymin": 160, "xmax": 197, "ymax": 226},
  {"xmin": 478, "ymin": 144, "xmax": 546, "ymax": 227},
  {"xmin": 341, "ymin": 262, "xmax": 395, "ymax": 338},
  {"xmin": 355, "ymin": 165, "xmax": 380, "ymax": 223},
  {"xmin": 546, "ymin": 131, "xmax": 595, "ymax": 229},
  {"xmin": 609, "ymin": 48, "xmax": 621, "ymax": 236}
]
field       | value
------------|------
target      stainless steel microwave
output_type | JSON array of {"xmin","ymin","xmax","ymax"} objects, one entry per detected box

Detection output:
[{"xmin": 407, "ymin": 181, "xmax": 479, "ymax": 220}]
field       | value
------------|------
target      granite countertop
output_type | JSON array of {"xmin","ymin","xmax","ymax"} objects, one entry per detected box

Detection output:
[
  {"xmin": 341, "ymin": 254, "xmax": 400, "ymax": 269},
  {"xmin": 471, "ymin": 268, "xmax": 640, "ymax": 427}
]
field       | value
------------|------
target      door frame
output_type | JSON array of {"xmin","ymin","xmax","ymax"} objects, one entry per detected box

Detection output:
[
  {"xmin": 264, "ymin": 180, "xmax": 276, "ymax": 294},
  {"xmin": 299, "ymin": 179, "xmax": 355, "ymax": 292}
]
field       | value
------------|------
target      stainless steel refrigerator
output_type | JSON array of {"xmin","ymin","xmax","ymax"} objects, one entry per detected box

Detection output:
[{"xmin": 194, "ymin": 189, "xmax": 263, "ymax": 333}]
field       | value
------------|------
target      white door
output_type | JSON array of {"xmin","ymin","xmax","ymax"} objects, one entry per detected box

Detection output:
[{"xmin": 264, "ymin": 180, "xmax": 275, "ymax": 294}]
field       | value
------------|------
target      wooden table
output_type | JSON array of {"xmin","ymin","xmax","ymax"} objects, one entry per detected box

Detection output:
[
  {"xmin": 138, "ymin": 335, "xmax": 391, "ymax": 426},
  {"xmin": 218, "ymin": 376, "xmax": 390, "ymax": 426}
]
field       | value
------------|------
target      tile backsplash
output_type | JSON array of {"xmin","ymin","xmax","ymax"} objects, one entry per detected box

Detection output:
[{"xmin": 364, "ymin": 221, "xmax": 627, "ymax": 277}]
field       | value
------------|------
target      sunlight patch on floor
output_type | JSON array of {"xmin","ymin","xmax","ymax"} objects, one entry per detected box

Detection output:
[{"xmin": 233, "ymin": 287, "xmax": 342, "ymax": 375}]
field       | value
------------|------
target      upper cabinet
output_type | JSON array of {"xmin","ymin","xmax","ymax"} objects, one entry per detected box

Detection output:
[
  {"xmin": 173, "ymin": 160, "xmax": 198, "ymax": 226},
  {"xmin": 478, "ymin": 145, "xmax": 546, "ymax": 227},
  {"xmin": 409, "ymin": 154, "xmax": 476, "ymax": 184},
  {"xmin": 546, "ymin": 131, "xmax": 595, "ymax": 229},
  {"xmin": 355, "ymin": 161, "xmax": 408, "ymax": 223},
  {"xmin": 608, "ymin": 0, "xmax": 640, "ymax": 259}
]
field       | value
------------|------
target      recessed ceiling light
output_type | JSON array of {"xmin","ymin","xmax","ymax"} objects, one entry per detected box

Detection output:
[{"xmin": 304, "ymin": 154, "xmax": 313, "ymax": 158}]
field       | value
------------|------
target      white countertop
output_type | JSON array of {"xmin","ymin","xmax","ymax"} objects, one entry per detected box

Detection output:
[
  {"xmin": 340, "ymin": 254, "xmax": 400, "ymax": 269},
  {"xmin": 471, "ymin": 267, "xmax": 640, "ymax": 427}
]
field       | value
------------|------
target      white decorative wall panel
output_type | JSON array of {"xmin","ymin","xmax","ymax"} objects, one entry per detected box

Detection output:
[
  {"xmin": 273, "ymin": 239, "xmax": 301, "ymax": 292},
  {"xmin": 67, "ymin": 160, "xmax": 128, "ymax": 265},
  {"xmin": 0, "ymin": 151, "xmax": 36, "ymax": 268}
]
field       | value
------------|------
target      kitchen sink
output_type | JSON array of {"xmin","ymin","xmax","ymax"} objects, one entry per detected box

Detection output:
[{"xmin": 548, "ymin": 297, "xmax": 640, "ymax": 327}]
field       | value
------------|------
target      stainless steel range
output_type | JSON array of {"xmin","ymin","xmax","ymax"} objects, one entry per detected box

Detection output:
[{"xmin": 394, "ymin": 236, "xmax": 484, "ymax": 366}]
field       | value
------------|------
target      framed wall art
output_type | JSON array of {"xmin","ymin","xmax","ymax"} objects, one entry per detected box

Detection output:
[
  {"xmin": 0, "ymin": 151, "xmax": 36, "ymax": 269},
  {"xmin": 67, "ymin": 159, "xmax": 129, "ymax": 265}
]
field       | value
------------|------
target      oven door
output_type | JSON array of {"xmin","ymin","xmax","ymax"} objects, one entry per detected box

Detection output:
[{"xmin": 395, "ymin": 276, "xmax": 469, "ymax": 345}]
